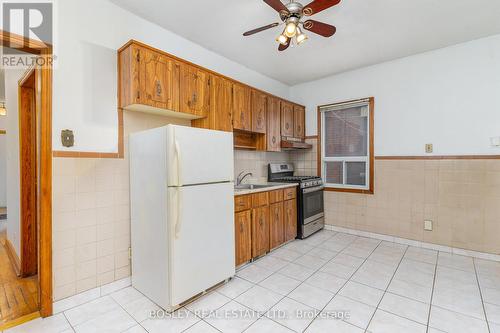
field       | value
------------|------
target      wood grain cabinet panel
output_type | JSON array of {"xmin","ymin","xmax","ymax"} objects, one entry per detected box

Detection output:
[
  {"xmin": 267, "ymin": 96, "xmax": 281, "ymax": 152},
  {"xmin": 269, "ymin": 202, "xmax": 284, "ymax": 249},
  {"xmin": 269, "ymin": 189, "xmax": 283, "ymax": 204},
  {"xmin": 234, "ymin": 195, "xmax": 251, "ymax": 212},
  {"xmin": 293, "ymin": 105, "xmax": 305, "ymax": 139},
  {"xmin": 283, "ymin": 187, "xmax": 296, "ymax": 200},
  {"xmin": 252, "ymin": 206, "xmax": 270, "ymax": 257},
  {"xmin": 251, "ymin": 192, "xmax": 269, "ymax": 207},
  {"xmin": 251, "ymin": 90, "xmax": 267, "ymax": 134},
  {"xmin": 232, "ymin": 84, "xmax": 252, "ymax": 131},
  {"xmin": 235, "ymin": 210, "xmax": 252, "ymax": 266},
  {"xmin": 284, "ymin": 199, "xmax": 297, "ymax": 242},
  {"xmin": 281, "ymin": 101, "xmax": 294, "ymax": 137},
  {"xmin": 192, "ymin": 75, "xmax": 233, "ymax": 132},
  {"xmin": 179, "ymin": 63, "xmax": 210, "ymax": 117}
]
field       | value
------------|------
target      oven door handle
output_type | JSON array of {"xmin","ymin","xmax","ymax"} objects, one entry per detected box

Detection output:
[{"xmin": 302, "ymin": 186, "xmax": 324, "ymax": 194}]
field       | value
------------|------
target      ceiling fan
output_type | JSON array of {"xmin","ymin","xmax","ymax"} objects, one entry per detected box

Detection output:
[{"xmin": 243, "ymin": 0, "xmax": 341, "ymax": 51}]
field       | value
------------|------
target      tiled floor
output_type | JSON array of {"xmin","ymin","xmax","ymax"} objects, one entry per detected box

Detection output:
[{"xmin": 5, "ymin": 230, "xmax": 500, "ymax": 332}]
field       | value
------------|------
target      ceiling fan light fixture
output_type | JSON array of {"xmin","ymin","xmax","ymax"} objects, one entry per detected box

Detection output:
[
  {"xmin": 276, "ymin": 31, "xmax": 288, "ymax": 45},
  {"xmin": 284, "ymin": 21, "xmax": 297, "ymax": 37},
  {"xmin": 296, "ymin": 32, "xmax": 308, "ymax": 45}
]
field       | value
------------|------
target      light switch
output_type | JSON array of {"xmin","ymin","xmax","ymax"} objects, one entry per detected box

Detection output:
[
  {"xmin": 424, "ymin": 220, "xmax": 433, "ymax": 231},
  {"xmin": 425, "ymin": 144, "xmax": 433, "ymax": 154}
]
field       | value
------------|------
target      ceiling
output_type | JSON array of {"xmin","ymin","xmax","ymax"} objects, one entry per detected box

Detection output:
[{"xmin": 111, "ymin": 0, "xmax": 500, "ymax": 85}]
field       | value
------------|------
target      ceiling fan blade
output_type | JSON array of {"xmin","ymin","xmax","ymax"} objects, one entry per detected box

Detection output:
[
  {"xmin": 278, "ymin": 38, "xmax": 290, "ymax": 51},
  {"xmin": 263, "ymin": 0, "xmax": 288, "ymax": 14},
  {"xmin": 243, "ymin": 23, "xmax": 280, "ymax": 36},
  {"xmin": 302, "ymin": 20, "xmax": 336, "ymax": 37},
  {"xmin": 303, "ymin": 0, "xmax": 341, "ymax": 16}
]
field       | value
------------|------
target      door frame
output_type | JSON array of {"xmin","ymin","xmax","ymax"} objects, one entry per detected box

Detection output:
[{"xmin": 0, "ymin": 30, "xmax": 53, "ymax": 317}]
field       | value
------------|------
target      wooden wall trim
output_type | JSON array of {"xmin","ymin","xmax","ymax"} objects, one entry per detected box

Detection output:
[{"xmin": 4, "ymin": 239, "xmax": 21, "ymax": 276}]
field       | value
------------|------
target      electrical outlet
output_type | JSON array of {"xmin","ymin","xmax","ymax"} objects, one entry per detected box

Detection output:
[
  {"xmin": 424, "ymin": 220, "xmax": 433, "ymax": 231},
  {"xmin": 425, "ymin": 144, "xmax": 433, "ymax": 153}
]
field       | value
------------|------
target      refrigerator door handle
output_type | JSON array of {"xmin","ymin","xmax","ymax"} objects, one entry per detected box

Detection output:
[
  {"xmin": 174, "ymin": 139, "xmax": 183, "ymax": 186},
  {"xmin": 175, "ymin": 188, "xmax": 182, "ymax": 239}
]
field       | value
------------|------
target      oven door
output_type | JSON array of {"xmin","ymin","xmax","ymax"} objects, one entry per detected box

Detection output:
[{"xmin": 302, "ymin": 186, "xmax": 324, "ymax": 224}]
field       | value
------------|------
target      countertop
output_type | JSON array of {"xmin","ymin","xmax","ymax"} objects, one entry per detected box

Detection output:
[{"xmin": 234, "ymin": 182, "xmax": 298, "ymax": 196}]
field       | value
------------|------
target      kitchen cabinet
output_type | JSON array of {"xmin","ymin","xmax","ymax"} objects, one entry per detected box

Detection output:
[
  {"xmin": 284, "ymin": 199, "xmax": 297, "ymax": 242},
  {"xmin": 192, "ymin": 75, "xmax": 233, "ymax": 132},
  {"xmin": 269, "ymin": 201, "xmax": 284, "ymax": 250},
  {"xmin": 252, "ymin": 206, "xmax": 270, "ymax": 257},
  {"xmin": 233, "ymin": 84, "xmax": 252, "ymax": 131},
  {"xmin": 294, "ymin": 105, "xmax": 305, "ymax": 139},
  {"xmin": 281, "ymin": 101, "xmax": 294, "ymax": 137},
  {"xmin": 235, "ymin": 210, "xmax": 252, "ymax": 266},
  {"xmin": 119, "ymin": 44, "xmax": 181, "ymax": 114},
  {"xmin": 251, "ymin": 90, "xmax": 267, "ymax": 134},
  {"xmin": 267, "ymin": 96, "xmax": 281, "ymax": 152},
  {"xmin": 234, "ymin": 187, "xmax": 296, "ymax": 266},
  {"xmin": 179, "ymin": 63, "xmax": 210, "ymax": 118}
]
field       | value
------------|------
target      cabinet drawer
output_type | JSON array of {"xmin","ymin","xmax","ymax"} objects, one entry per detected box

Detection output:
[
  {"xmin": 234, "ymin": 195, "xmax": 251, "ymax": 212},
  {"xmin": 251, "ymin": 192, "xmax": 269, "ymax": 207},
  {"xmin": 269, "ymin": 190, "xmax": 283, "ymax": 204},
  {"xmin": 283, "ymin": 187, "xmax": 296, "ymax": 200}
]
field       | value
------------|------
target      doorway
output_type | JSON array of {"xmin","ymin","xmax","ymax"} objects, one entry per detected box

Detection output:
[{"xmin": 0, "ymin": 31, "xmax": 53, "ymax": 329}]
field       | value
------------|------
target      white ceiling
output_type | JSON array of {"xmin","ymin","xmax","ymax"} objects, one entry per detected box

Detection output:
[{"xmin": 111, "ymin": 0, "xmax": 500, "ymax": 85}]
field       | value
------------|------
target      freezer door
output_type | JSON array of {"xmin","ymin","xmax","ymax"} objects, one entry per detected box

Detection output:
[
  {"xmin": 167, "ymin": 125, "xmax": 234, "ymax": 186},
  {"xmin": 168, "ymin": 182, "xmax": 235, "ymax": 306}
]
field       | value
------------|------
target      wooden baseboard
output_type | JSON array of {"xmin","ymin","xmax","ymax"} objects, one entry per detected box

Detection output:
[
  {"xmin": 0, "ymin": 311, "xmax": 40, "ymax": 331},
  {"xmin": 4, "ymin": 238, "xmax": 21, "ymax": 276}
]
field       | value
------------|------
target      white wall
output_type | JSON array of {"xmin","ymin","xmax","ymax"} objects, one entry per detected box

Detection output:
[
  {"xmin": 4, "ymin": 68, "xmax": 25, "ymax": 256},
  {"xmin": 0, "ymin": 134, "xmax": 6, "ymax": 207},
  {"xmin": 53, "ymin": 0, "xmax": 291, "ymax": 153},
  {"xmin": 290, "ymin": 34, "xmax": 500, "ymax": 156}
]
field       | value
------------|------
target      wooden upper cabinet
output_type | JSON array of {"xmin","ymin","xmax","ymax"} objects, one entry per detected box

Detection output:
[
  {"xmin": 294, "ymin": 105, "xmax": 305, "ymax": 139},
  {"xmin": 235, "ymin": 210, "xmax": 252, "ymax": 266},
  {"xmin": 179, "ymin": 63, "xmax": 210, "ymax": 118},
  {"xmin": 267, "ymin": 96, "xmax": 281, "ymax": 152},
  {"xmin": 281, "ymin": 101, "xmax": 294, "ymax": 137},
  {"xmin": 192, "ymin": 75, "xmax": 233, "ymax": 132},
  {"xmin": 251, "ymin": 90, "xmax": 267, "ymax": 134},
  {"xmin": 119, "ymin": 44, "xmax": 180, "ymax": 112},
  {"xmin": 232, "ymin": 84, "xmax": 252, "ymax": 131}
]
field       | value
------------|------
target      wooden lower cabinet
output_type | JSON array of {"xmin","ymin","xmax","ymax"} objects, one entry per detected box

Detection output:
[
  {"xmin": 269, "ymin": 202, "xmax": 284, "ymax": 249},
  {"xmin": 252, "ymin": 206, "xmax": 270, "ymax": 257},
  {"xmin": 284, "ymin": 199, "xmax": 297, "ymax": 242},
  {"xmin": 235, "ymin": 210, "xmax": 252, "ymax": 266}
]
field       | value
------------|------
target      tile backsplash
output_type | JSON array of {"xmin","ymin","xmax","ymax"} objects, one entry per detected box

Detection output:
[{"xmin": 233, "ymin": 150, "xmax": 290, "ymax": 182}]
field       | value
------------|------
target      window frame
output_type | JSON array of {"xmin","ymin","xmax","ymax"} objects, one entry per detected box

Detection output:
[{"xmin": 317, "ymin": 97, "xmax": 375, "ymax": 194}]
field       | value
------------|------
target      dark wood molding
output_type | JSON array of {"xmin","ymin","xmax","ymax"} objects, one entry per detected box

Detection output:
[
  {"xmin": 317, "ymin": 97, "xmax": 375, "ymax": 195},
  {"xmin": 4, "ymin": 238, "xmax": 21, "ymax": 276}
]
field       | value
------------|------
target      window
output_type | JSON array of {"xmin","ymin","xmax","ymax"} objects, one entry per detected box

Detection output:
[{"xmin": 319, "ymin": 98, "xmax": 374, "ymax": 194}]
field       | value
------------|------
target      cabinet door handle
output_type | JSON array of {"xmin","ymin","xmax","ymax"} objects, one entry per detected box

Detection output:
[
  {"xmin": 156, "ymin": 80, "xmax": 162, "ymax": 96},
  {"xmin": 240, "ymin": 224, "xmax": 243, "ymax": 233},
  {"xmin": 285, "ymin": 123, "xmax": 289, "ymax": 130},
  {"xmin": 192, "ymin": 92, "xmax": 197, "ymax": 104},
  {"xmin": 259, "ymin": 218, "xmax": 263, "ymax": 226},
  {"xmin": 272, "ymin": 136, "xmax": 276, "ymax": 144}
]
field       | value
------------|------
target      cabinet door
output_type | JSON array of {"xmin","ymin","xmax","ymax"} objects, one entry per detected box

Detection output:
[
  {"xmin": 284, "ymin": 199, "xmax": 297, "ymax": 242},
  {"xmin": 252, "ymin": 206, "xmax": 270, "ymax": 258},
  {"xmin": 267, "ymin": 96, "xmax": 281, "ymax": 152},
  {"xmin": 251, "ymin": 90, "xmax": 267, "ymax": 133},
  {"xmin": 235, "ymin": 210, "xmax": 252, "ymax": 266},
  {"xmin": 294, "ymin": 105, "xmax": 305, "ymax": 138},
  {"xmin": 138, "ymin": 47, "xmax": 180, "ymax": 111},
  {"xmin": 212, "ymin": 76, "xmax": 233, "ymax": 132},
  {"xmin": 232, "ymin": 84, "xmax": 252, "ymax": 131},
  {"xmin": 180, "ymin": 63, "xmax": 210, "ymax": 117},
  {"xmin": 281, "ymin": 101, "xmax": 294, "ymax": 137},
  {"xmin": 269, "ymin": 202, "xmax": 284, "ymax": 249}
]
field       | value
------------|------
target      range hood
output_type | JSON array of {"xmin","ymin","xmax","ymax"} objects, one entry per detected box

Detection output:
[{"xmin": 281, "ymin": 137, "xmax": 312, "ymax": 150}]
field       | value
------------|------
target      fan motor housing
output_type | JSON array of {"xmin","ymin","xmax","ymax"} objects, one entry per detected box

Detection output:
[{"xmin": 281, "ymin": 1, "xmax": 304, "ymax": 21}]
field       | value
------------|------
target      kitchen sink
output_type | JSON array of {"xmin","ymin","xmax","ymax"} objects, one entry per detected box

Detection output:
[{"xmin": 234, "ymin": 184, "xmax": 275, "ymax": 190}]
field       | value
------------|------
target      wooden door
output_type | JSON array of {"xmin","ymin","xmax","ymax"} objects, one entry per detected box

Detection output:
[
  {"xmin": 19, "ymin": 71, "xmax": 38, "ymax": 277},
  {"xmin": 269, "ymin": 202, "xmax": 284, "ymax": 249},
  {"xmin": 235, "ymin": 210, "xmax": 252, "ymax": 266},
  {"xmin": 281, "ymin": 101, "xmax": 294, "ymax": 137},
  {"xmin": 267, "ymin": 96, "xmax": 281, "ymax": 152},
  {"xmin": 138, "ymin": 47, "xmax": 180, "ymax": 111},
  {"xmin": 232, "ymin": 84, "xmax": 252, "ymax": 131},
  {"xmin": 252, "ymin": 206, "xmax": 270, "ymax": 258},
  {"xmin": 294, "ymin": 105, "xmax": 305, "ymax": 138},
  {"xmin": 180, "ymin": 63, "xmax": 210, "ymax": 117},
  {"xmin": 251, "ymin": 90, "xmax": 267, "ymax": 133},
  {"xmin": 284, "ymin": 199, "xmax": 297, "ymax": 242}
]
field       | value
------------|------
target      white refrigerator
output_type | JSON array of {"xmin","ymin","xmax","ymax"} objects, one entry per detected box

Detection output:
[{"xmin": 129, "ymin": 125, "xmax": 235, "ymax": 311}]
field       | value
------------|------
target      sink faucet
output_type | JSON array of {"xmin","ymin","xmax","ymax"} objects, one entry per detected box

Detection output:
[{"xmin": 236, "ymin": 171, "xmax": 253, "ymax": 186}]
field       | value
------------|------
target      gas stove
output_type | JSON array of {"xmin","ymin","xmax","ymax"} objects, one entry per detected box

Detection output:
[{"xmin": 267, "ymin": 164, "xmax": 323, "ymax": 189}]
